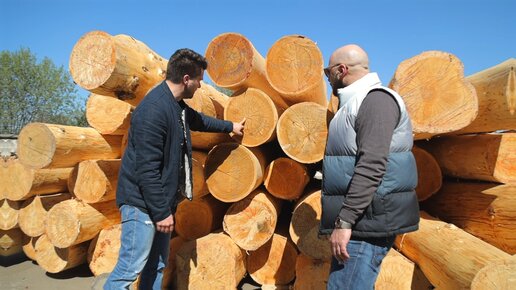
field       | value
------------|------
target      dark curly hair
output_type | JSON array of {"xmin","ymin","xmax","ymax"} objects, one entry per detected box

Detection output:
[{"xmin": 166, "ymin": 48, "xmax": 208, "ymax": 84}]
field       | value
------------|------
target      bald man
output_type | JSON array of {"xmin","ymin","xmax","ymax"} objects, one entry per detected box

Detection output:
[{"xmin": 319, "ymin": 45, "xmax": 419, "ymax": 289}]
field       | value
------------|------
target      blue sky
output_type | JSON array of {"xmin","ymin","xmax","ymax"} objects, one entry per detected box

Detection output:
[{"xmin": 2, "ymin": 0, "xmax": 515, "ymax": 100}]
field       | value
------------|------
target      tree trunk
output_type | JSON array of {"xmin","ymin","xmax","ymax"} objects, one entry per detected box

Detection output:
[
  {"xmin": 68, "ymin": 159, "xmax": 121, "ymax": 203},
  {"xmin": 293, "ymin": 253, "xmax": 331, "ymax": 290},
  {"xmin": 223, "ymin": 189, "xmax": 282, "ymax": 251},
  {"xmin": 22, "ymin": 235, "xmax": 38, "ymax": 260},
  {"xmin": 225, "ymin": 88, "xmax": 279, "ymax": 147},
  {"xmin": 454, "ymin": 58, "xmax": 516, "ymax": 134},
  {"xmin": 35, "ymin": 234, "xmax": 89, "ymax": 273},
  {"xmin": 205, "ymin": 143, "xmax": 270, "ymax": 202},
  {"xmin": 389, "ymin": 51, "xmax": 478, "ymax": 140},
  {"xmin": 87, "ymin": 223, "xmax": 121, "ymax": 276},
  {"xmin": 191, "ymin": 150, "xmax": 209, "ymax": 199},
  {"xmin": 4, "ymin": 158, "xmax": 71, "ymax": 201},
  {"xmin": 247, "ymin": 233, "xmax": 297, "ymax": 287},
  {"xmin": 176, "ymin": 232, "xmax": 246, "ymax": 290},
  {"xmin": 289, "ymin": 189, "xmax": 331, "ymax": 260},
  {"xmin": 205, "ymin": 32, "xmax": 289, "ymax": 110},
  {"xmin": 264, "ymin": 157, "xmax": 309, "ymax": 200},
  {"xmin": 395, "ymin": 212, "xmax": 511, "ymax": 289},
  {"xmin": 162, "ymin": 236, "xmax": 186, "ymax": 290},
  {"xmin": 420, "ymin": 132, "xmax": 516, "ymax": 183},
  {"xmin": 46, "ymin": 199, "xmax": 120, "ymax": 248},
  {"xmin": 422, "ymin": 182, "xmax": 516, "ymax": 254},
  {"xmin": 69, "ymin": 30, "xmax": 167, "ymax": 106},
  {"xmin": 185, "ymin": 81, "xmax": 235, "ymax": 151},
  {"xmin": 471, "ymin": 257, "xmax": 516, "ymax": 290},
  {"xmin": 412, "ymin": 146, "xmax": 442, "ymax": 201},
  {"xmin": 1, "ymin": 199, "xmax": 20, "ymax": 230},
  {"xmin": 18, "ymin": 123, "xmax": 122, "ymax": 169},
  {"xmin": 266, "ymin": 35, "xmax": 327, "ymax": 106},
  {"xmin": 0, "ymin": 228, "xmax": 23, "ymax": 256},
  {"xmin": 375, "ymin": 249, "xmax": 433, "ymax": 290},
  {"xmin": 276, "ymin": 102, "xmax": 330, "ymax": 164},
  {"xmin": 86, "ymin": 93, "xmax": 133, "ymax": 135},
  {"xmin": 18, "ymin": 193, "xmax": 71, "ymax": 237},
  {"xmin": 175, "ymin": 195, "xmax": 229, "ymax": 241}
]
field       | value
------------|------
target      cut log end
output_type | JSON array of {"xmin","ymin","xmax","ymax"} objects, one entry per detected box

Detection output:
[
  {"xmin": 86, "ymin": 93, "xmax": 132, "ymax": 135},
  {"xmin": 471, "ymin": 258, "xmax": 516, "ymax": 290},
  {"xmin": 46, "ymin": 200, "xmax": 80, "ymax": 248},
  {"xmin": 35, "ymin": 234, "xmax": 88, "ymax": 273},
  {"xmin": 266, "ymin": 35, "xmax": 324, "ymax": 96},
  {"xmin": 413, "ymin": 146, "xmax": 442, "ymax": 201},
  {"xmin": 277, "ymin": 102, "xmax": 330, "ymax": 164},
  {"xmin": 205, "ymin": 33, "xmax": 254, "ymax": 89},
  {"xmin": 225, "ymin": 88, "xmax": 278, "ymax": 147},
  {"xmin": 69, "ymin": 31, "xmax": 116, "ymax": 91},
  {"xmin": 17, "ymin": 123, "xmax": 55, "ymax": 169},
  {"xmin": 264, "ymin": 157, "xmax": 309, "ymax": 200}
]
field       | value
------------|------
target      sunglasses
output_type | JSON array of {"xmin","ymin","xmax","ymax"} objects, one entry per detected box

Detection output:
[{"xmin": 324, "ymin": 63, "xmax": 344, "ymax": 77}]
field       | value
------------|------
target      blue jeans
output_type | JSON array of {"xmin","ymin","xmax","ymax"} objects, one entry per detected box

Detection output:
[
  {"xmin": 327, "ymin": 236, "xmax": 395, "ymax": 290},
  {"xmin": 104, "ymin": 205, "xmax": 171, "ymax": 290}
]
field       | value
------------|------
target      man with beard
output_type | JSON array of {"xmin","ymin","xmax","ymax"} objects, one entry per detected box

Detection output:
[
  {"xmin": 104, "ymin": 48, "xmax": 245, "ymax": 290},
  {"xmin": 319, "ymin": 44, "xmax": 419, "ymax": 289}
]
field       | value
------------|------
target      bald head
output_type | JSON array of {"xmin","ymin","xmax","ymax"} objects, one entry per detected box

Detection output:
[{"xmin": 330, "ymin": 44, "xmax": 369, "ymax": 72}]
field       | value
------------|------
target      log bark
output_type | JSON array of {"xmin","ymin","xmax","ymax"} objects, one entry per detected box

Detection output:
[
  {"xmin": 205, "ymin": 32, "xmax": 289, "ymax": 109},
  {"xmin": 455, "ymin": 58, "xmax": 516, "ymax": 134},
  {"xmin": 175, "ymin": 195, "xmax": 228, "ymax": 240},
  {"xmin": 87, "ymin": 224, "xmax": 121, "ymax": 276},
  {"xmin": 471, "ymin": 257, "xmax": 516, "ymax": 290},
  {"xmin": 18, "ymin": 193, "xmax": 71, "ymax": 237},
  {"xmin": 86, "ymin": 93, "xmax": 133, "ymax": 135},
  {"xmin": 0, "ymin": 199, "xmax": 20, "ymax": 230},
  {"xmin": 293, "ymin": 253, "xmax": 331, "ymax": 290},
  {"xmin": 395, "ymin": 211, "xmax": 511, "ymax": 289},
  {"xmin": 35, "ymin": 234, "xmax": 89, "ymax": 273},
  {"xmin": 420, "ymin": 132, "xmax": 516, "ymax": 183},
  {"xmin": 205, "ymin": 143, "xmax": 270, "ymax": 202},
  {"xmin": 223, "ymin": 189, "xmax": 282, "ymax": 251},
  {"xmin": 276, "ymin": 102, "xmax": 330, "ymax": 164},
  {"xmin": 185, "ymin": 81, "xmax": 235, "ymax": 150},
  {"xmin": 176, "ymin": 232, "xmax": 246, "ymax": 290},
  {"xmin": 423, "ymin": 182, "xmax": 516, "ymax": 254},
  {"xmin": 17, "ymin": 123, "xmax": 122, "ymax": 169},
  {"xmin": 0, "ymin": 228, "xmax": 23, "ymax": 256},
  {"xmin": 68, "ymin": 159, "xmax": 120, "ymax": 203},
  {"xmin": 4, "ymin": 157, "xmax": 71, "ymax": 201},
  {"xmin": 412, "ymin": 146, "xmax": 442, "ymax": 201},
  {"xmin": 247, "ymin": 233, "xmax": 297, "ymax": 287},
  {"xmin": 225, "ymin": 88, "xmax": 279, "ymax": 147},
  {"xmin": 46, "ymin": 199, "xmax": 120, "ymax": 248},
  {"xmin": 375, "ymin": 249, "xmax": 433, "ymax": 290},
  {"xmin": 289, "ymin": 189, "xmax": 331, "ymax": 260},
  {"xmin": 264, "ymin": 157, "xmax": 309, "ymax": 200},
  {"xmin": 22, "ymin": 235, "xmax": 38, "ymax": 260},
  {"xmin": 266, "ymin": 35, "xmax": 327, "ymax": 106},
  {"xmin": 162, "ymin": 236, "xmax": 186, "ymax": 290},
  {"xmin": 69, "ymin": 30, "xmax": 167, "ymax": 106},
  {"xmin": 191, "ymin": 150, "xmax": 209, "ymax": 199},
  {"xmin": 389, "ymin": 51, "xmax": 478, "ymax": 140}
]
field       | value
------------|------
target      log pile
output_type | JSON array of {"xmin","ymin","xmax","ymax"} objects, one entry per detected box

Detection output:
[{"xmin": 4, "ymin": 29, "xmax": 515, "ymax": 290}]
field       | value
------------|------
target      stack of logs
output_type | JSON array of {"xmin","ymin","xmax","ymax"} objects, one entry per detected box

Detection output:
[{"xmin": 2, "ymin": 30, "xmax": 515, "ymax": 289}]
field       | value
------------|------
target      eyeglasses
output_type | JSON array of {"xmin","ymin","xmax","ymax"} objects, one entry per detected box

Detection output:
[{"xmin": 324, "ymin": 63, "xmax": 343, "ymax": 77}]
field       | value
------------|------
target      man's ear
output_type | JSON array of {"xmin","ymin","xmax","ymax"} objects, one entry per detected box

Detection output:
[{"xmin": 182, "ymin": 75, "xmax": 190, "ymax": 85}]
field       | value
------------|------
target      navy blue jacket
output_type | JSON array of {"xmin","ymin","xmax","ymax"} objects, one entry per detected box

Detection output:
[{"xmin": 116, "ymin": 81, "xmax": 233, "ymax": 222}]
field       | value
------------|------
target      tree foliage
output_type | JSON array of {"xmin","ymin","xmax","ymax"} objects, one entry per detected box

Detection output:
[{"xmin": 0, "ymin": 48, "xmax": 87, "ymax": 135}]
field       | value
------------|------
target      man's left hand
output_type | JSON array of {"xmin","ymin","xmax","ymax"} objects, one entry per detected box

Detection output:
[
  {"xmin": 232, "ymin": 118, "xmax": 246, "ymax": 136},
  {"xmin": 330, "ymin": 228, "xmax": 352, "ymax": 263}
]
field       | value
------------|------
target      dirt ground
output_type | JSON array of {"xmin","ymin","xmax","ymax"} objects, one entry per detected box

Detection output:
[{"xmin": 1, "ymin": 253, "xmax": 262, "ymax": 290}]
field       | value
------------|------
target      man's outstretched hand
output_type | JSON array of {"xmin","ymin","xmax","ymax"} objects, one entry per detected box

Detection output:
[{"xmin": 232, "ymin": 118, "xmax": 246, "ymax": 136}]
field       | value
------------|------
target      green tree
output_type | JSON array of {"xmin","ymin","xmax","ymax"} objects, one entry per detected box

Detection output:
[{"xmin": 0, "ymin": 48, "xmax": 87, "ymax": 135}]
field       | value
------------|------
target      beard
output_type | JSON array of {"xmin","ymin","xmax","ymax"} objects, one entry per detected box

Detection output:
[{"xmin": 331, "ymin": 78, "xmax": 345, "ymax": 96}]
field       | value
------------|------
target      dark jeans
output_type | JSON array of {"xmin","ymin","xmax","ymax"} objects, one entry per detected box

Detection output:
[{"xmin": 327, "ymin": 236, "xmax": 395, "ymax": 290}]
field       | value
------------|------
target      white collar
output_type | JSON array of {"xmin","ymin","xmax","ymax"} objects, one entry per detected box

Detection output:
[{"xmin": 337, "ymin": 73, "xmax": 382, "ymax": 106}]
